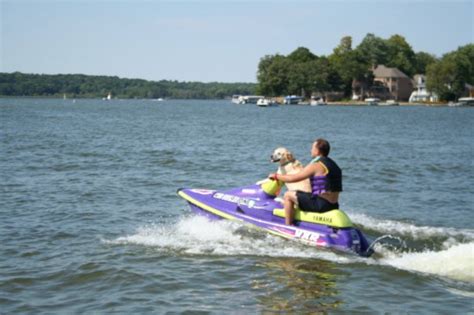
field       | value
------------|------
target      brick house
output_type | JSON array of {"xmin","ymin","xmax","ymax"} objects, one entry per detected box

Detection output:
[{"xmin": 372, "ymin": 65, "xmax": 414, "ymax": 101}]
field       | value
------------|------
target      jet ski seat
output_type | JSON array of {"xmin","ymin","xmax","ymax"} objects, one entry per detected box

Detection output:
[{"xmin": 272, "ymin": 208, "xmax": 353, "ymax": 228}]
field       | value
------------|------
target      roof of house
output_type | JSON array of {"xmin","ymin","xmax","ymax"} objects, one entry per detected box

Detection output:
[
  {"xmin": 413, "ymin": 74, "xmax": 426, "ymax": 80},
  {"xmin": 373, "ymin": 65, "xmax": 409, "ymax": 79}
]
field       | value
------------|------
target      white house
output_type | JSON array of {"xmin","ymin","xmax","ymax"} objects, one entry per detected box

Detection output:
[{"xmin": 409, "ymin": 75, "xmax": 438, "ymax": 102}]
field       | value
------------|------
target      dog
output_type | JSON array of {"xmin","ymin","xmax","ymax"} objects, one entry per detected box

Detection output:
[{"xmin": 270, "ymin": 147, "xmax": 311, "ymax": 193}]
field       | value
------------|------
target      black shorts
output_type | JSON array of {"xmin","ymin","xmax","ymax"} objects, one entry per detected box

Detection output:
[{"xmin": 296, "ymin": 191, "xmax": 339, "ymax": 213}]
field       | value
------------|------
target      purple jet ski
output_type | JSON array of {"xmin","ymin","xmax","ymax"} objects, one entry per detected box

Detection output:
[{"xmin": 177, "ymin": 179, "xmax": 374, "ymax": 257}]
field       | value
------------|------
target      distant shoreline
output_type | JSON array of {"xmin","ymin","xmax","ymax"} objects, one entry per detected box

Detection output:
[
  {"xmin": 325, "ymin": 101, "xmax": 447, "ymax": 107},
  {"xmin": 0, "ymin": 96, "xmax": 452, "ymax": 106}
]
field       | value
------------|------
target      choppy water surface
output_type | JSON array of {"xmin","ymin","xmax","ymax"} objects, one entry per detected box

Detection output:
[{"xmin": 1, "ymin": 99, "xmax": 473, "ymax": 313}]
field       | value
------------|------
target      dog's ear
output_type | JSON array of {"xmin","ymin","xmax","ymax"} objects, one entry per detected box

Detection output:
[{"xmin": 286, "ymin": 152, "xmax": 296, "ymax": 163}]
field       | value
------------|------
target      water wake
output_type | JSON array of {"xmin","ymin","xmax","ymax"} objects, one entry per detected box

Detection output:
[
  {"xmin": 347, "ymin": 211, "xmax": 474, "ymax": 242},
  {"xmin": 105, "ymin": 216, "xmax": 351, "ymax": 263},
  {"xmin": 106, "ymin": 214, "xmax": 474, "ymax": 283},
  {"xmin": 348, "ymin": 211, "xmax": 474, "ymax": 283},
  {"xmin": 377, "ymin": 242, "xmax": 474, "ymax": 282}
]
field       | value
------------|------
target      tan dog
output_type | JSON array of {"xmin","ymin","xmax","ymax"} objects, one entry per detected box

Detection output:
[{"xmin": 270, "ymin": 147, "xmax": 311, "ymax": 193}]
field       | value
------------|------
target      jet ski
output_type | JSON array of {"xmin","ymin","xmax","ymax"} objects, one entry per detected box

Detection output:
[{"xmin": 177, "ymin": 179, "xmax": 375, "ymax": 257}]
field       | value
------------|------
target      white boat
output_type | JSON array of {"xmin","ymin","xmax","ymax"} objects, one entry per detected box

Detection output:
[
  {"xmin": 232, "ymin": 95, "xmax": 263, "ymax": 104},
  {"xmin": 103, "ymin": 92, "xmax": 112, "ymax": 101},
  {"xmin": 379, "ymin": 100, "xmax": 399, "ymax": 106},
  {"xmin": 365, "ymin": 98, "xmax": 380, "ymax": 106},
  {"xmin": 243, "ymin": 95, "xmax": 264, "ymax": 104},
  {"xmin": 257, "ymin": 98, "xmax": 276, "ymax": 107},
  {"xmin": 310, "ymin": 98, "xmax": 327, "ymax": 106},
  {"xmin": 448, "ymin": 97, "xmax": 474, "ymax": 107},
  {"xmin": 231, "ymin": 95, "xmax": 243, "ymax": 104},
  {"xmin": 284, "ymin": 95, "xmax": 304, "ymax": 104}
]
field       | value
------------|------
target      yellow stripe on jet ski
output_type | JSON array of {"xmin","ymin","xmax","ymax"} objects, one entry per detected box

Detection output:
[
  {"xmin": 178, "ymin": 190, "xmax": 241, "ymax": 222},
  {"xmin": 272, "ymin": 208, "xmax": 353, "ymax": 228}
]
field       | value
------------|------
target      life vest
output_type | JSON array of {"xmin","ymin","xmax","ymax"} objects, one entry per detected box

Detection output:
[{"xmin": 310, "ymin": 156, "xmax": 342, "ymax": 197}]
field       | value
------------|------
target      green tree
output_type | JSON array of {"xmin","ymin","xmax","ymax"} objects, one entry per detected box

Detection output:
[
  {"xmin": 426, "ymin": 57, "xmax": 457, "ymax": 100},
  {"xmin": 414, "ymin": 51, "xmax": 438, "ymax": 74},
  {"xmin": 308, "ymin": 57, "xmax": 332, "ymax": 94},
  {"xmin": 257, "ymin": 47, "xmax": 333, "ymax": 97},
  {"xmin": 0, "ymin": 72, "xmax": 257, "ymax": 99},
  {"xmin": 355, "ymin": 33, "xmax": 390, "ymax": 67},
  {"xmin": 329, "ymin": 36, "xmax": 354, "ymax": 84},
  {"xmin": 386, "ymin": 34, "xmax": 416, "ymax": 76},
  {"xmin": 426, "ymin": 44, "xmax": 474, "ymax": 101},
  {"xmin": 329, "ymin": 36, "xmax": 372, "ymax": 96},
  {"xmin": 257, "ymin": 54, "xmax": 291, "ymax": 96},
  {"xmin": 287, "ymin": 47, "xmax": 317, "ymax": 63},
  {"xmin": 333, "ymin": 36, "xmax": 352, "ymax": 55}
]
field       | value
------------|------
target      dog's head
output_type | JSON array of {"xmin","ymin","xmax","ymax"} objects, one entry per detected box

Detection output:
[{"xmin": 270, "ymin": 147, "xmax": 296, "ymax": 165}]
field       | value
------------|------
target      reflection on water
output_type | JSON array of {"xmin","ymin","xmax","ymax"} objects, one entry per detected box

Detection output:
[{"xmin": 254, "ymin": 257, "xmax": 344, "ymax": 312}]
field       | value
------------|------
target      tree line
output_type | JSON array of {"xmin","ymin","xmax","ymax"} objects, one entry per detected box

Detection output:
[
  {"xmin": 2, "ymin": 34, "xmax": 472, "ymax": 102},
  {"xmin": 257, "ymin": 33, "xmax": 473, "ymax": 101},
  {"xmin": 0, "ymin": 72, "xmax": 257, "ymax": 99}
]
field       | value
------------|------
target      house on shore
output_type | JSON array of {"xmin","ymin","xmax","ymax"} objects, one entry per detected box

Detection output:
[
  {"xmin": 372, "ymin": 65, "xmax": 413, "ymax": 101},
  {"xmin": 351, "ymin": 65, "xmax": 414, "ymax": 101},
  {"xmin": 409, "ymin": 74, "xmax": 438, "ymax": 103}
]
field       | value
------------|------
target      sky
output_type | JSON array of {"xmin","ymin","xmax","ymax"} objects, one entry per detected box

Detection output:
[{"xmin": 1, "ymin": 0, "xmax": 473, "ymax": 83}]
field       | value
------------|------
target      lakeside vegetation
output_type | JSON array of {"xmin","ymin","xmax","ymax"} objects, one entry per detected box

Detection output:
[
  {"xmin": 0, "ymin": 72, "xmax": 256, "ymax": 99},
  {"xmin": 257, "ymin": 34, "xmax": 473, "ymax": 101},
  {"xmin": 1, "ymin": 33, "xmax": 472, "ymax": 102}
]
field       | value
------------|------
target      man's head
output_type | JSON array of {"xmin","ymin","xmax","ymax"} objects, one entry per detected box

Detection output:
[{"xmin": 312, "ymin": 138, "xmax": 330, "ymax": 157}]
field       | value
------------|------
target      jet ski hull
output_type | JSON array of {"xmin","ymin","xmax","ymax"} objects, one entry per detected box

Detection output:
[{"xmin": 177, "ymin": 184, "xmax": 373, "ymax": 257}]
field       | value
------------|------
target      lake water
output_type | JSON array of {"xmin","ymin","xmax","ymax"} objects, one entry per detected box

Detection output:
[{"xmin": 1, "ymin": 98, "xmax": 473, "ymax": 314}]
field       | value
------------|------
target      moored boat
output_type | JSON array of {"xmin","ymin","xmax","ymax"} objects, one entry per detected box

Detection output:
[
  {"xmin": 379, "ymin": 100, "xmax": 399, "ymax": 106},
  {"xmin": 257, "ymin": 98, "xmax": 277, "ymax": 107},
  {"xmin": 284, "ymin": 95, "xmax": 304, "ymax": 105},
  {"xmin": 449, "ymin": 97, "xmax": 474, "ymax": 107},
  {"xmin": 310, "ymin": 97, "xmax": 327, "ymax": 106},
  {"xmin": 103, "ymin": 92, "xmax": 112, "ymax": 101},
  {"xmin": 232, "ymin": 95, "xmax": 264, "ymax": 104},
  {"xmin": 365, "ymin": 98, "xmax": 380, "ymax": 106}
]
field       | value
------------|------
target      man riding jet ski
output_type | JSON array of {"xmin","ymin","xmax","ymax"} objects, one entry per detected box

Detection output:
[
  {"xmin": 269, "ymin": 139, "xmax": 341, "ymax": 226},
  {"xmin": 177, "ymin": 139, "xmax": 374, "ymax": 257}
]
